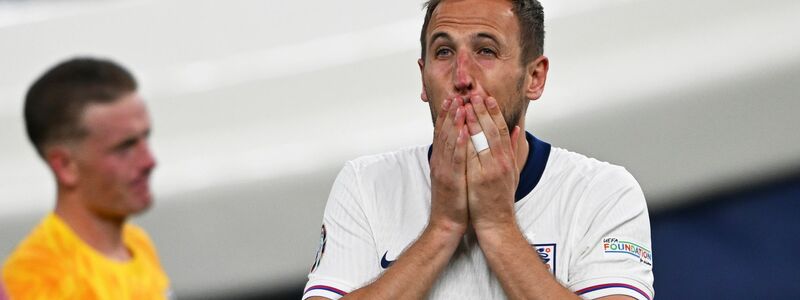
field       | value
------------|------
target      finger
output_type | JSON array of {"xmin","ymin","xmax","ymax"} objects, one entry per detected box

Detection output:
[
  {"xmin": 437, "ymin": 97, "xmax": 460, "ymax": 152},
  {"xmin": 443, "ymin": 99, "xmax": 465, "ymax": 157},
  {"xmin": 465, "ymin": 124, "xmax": 482, "ymax": 173},
  {"xmin": 453, "ymin": 123, "xmax": 469, "ymax": 172},
  {"xmin": 484, "ymin": 96, "xmax": 513, "ymax": 153},
  {"xmin": 432, "ymin": 98, "xmax": 451, "ymax": 140},
  {"xmin": 464, "ymin": 103, "xmax": 492, "ymax": 165},
  {"xmin": 431, "ymin": 98, "xmax": 452, "ymax": 162},
  {"xmin": 465, "ymin": 103, "xmax": 482, "ymax": 136},
  {"xmin": 471, "ymin": 95, "xmax": 504, "ymax": 157}
]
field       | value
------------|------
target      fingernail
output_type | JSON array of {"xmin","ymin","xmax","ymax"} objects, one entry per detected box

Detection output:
[
  {"xmin": 455, "ymin": 107, "xmax": 463, "ymax": 119},
  {"xmin": 442, "ymin": 99, "xmax": 451, "ymax": 110},
  {"xmin": 473, "ymin": 95, "xmax": 482, "ymax": 105},
  {"xmin": 487, "ymin": 97, "xmax": 497, "ymax": 108}
]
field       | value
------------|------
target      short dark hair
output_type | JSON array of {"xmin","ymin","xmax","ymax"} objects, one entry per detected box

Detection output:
[
  {"xmin": 420, "ymin": 0, "xmax": 545, "ymax": 65},
  {"xmin": 24, "ymin": 57, "xmax": 137, "ymax": 157}
]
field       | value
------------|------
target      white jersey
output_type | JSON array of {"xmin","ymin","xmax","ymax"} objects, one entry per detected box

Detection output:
[{"xmin": 304, "ymin": 133, "xmax": 654, "ymax": 300}]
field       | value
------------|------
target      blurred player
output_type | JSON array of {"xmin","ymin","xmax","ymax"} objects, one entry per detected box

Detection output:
[
  {"xmin": 304, "ymin": 0, "xmax": 654, "ymax": 299},
  {"xmin": 2, "ymin": 58, "xmax": 171, "ymax": 299}
]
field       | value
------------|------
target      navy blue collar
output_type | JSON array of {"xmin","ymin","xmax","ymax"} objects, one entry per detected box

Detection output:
[{"xmin": 427, "ymin": 131, "xmax": 551, "ymax": 202}]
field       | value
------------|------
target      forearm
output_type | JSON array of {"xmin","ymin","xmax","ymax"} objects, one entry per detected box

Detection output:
[
  {"xmin": 344, "ymin": 223, "xmax": 462, "ymax": 299},
  {"xmin": 477, "ymin": 224, "xmax": 580, "ymax": 300}
]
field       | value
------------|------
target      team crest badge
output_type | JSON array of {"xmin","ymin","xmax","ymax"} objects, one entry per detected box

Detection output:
[
  {"xmin": 310, "ymin": 224, "xmax": 327, "ymax": 273},
  {"xmin": 533, "ymin": 243, "xmax": 556, "ymax": 274}
]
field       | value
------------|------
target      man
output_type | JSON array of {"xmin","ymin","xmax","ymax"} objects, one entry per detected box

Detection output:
[
  {"xmin": 304, "ymin": 0, "xmax": 653, "ymax": 299},
  {"xmin": 2, "ymin": 58, "xmax": 171, "ymax": 299}
]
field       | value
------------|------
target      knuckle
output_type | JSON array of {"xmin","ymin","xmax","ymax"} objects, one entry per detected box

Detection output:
[
  {"xmin": 499, "ymin": 164, "xmax": 512, "ymax": 175},
  {"xmin": 492, "ymin": 106, "xmax": 504, "ymax": 116},
  {"xmin": 431, "ymin": 168, "xmax": 444, "ymax": 179},
  {"xmin": 487, "ymin": 170, "xmax": 501, "ymax": 180},
  {"xmin": 495, "ymin": 165, "xmax": 512, "ymax": 177},
  {"xmin": 430, "ymin": 156, "xmax": 440, "ymax": 166},
  {"xmin": 445, "ymin": 140, "xmax": 456, "ymax": 151},
  {"xmin": 473, "ymin": 173, "xmax": 490, "ymax": 185},
  {"xmin": 497, "ymin": 123, "xmax": 509, "ymax": 134}
]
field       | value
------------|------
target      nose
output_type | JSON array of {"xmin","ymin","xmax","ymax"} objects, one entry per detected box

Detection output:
[
  {"xmin": 138, "ymin": 140, "xmax": 157, "ymax": 173},
  {"xmin": 453, "ymin": 51, "xmax": 474, "ymax": 94}
]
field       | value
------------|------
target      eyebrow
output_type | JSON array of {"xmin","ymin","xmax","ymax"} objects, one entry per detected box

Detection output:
[
  {"xmin": 111, "ymin": 128, "xmax": 151, "ymax": 151},
  {"xmin": 430, "ymin": 31, "xmax": 501, "ymax": 46},
  {"xmin": 474, "ymin": 32, "xmax": 501, "ymax": 45},
  {"xmin": 429, "ymin": 32, "xmax": 453, "ymax": 46}
]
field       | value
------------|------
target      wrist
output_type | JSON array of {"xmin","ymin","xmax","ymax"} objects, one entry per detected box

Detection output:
[
  {"xmin": 425, "ymin": 219, "xmax": 467, "ymax": 245},
  {"xmin": 474, "ymin": 220, "xmax": 523, "ymax": 247}
]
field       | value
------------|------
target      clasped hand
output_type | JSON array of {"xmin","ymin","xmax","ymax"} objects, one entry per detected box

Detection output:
[{"xmin": 429, "ymin": 95, "xmax": 522, "ymax": 237}]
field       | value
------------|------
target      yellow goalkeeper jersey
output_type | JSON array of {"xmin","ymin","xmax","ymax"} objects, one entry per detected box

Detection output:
[{"xmin": 2, "ymin": 213, "xmax": 171, "ymax": 300}]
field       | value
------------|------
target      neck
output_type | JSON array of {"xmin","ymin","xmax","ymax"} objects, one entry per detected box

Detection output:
[{"xmin": 55, "ymin": 188, "xmax": 131, "ymax": 261}]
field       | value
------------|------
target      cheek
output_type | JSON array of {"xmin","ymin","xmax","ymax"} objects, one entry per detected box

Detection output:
[
  {"xmin": 423, "ymin": 71, "xmax": 448, "ymax": 101},
  {"xmin": 477, "ymin": 59, "xmax": 497, "ymax": 70},
  {"xmin": 90, "ymin": 158, "xmax": 132, "ymax": 184},
  {"xmin": 491, "ymin": 69, "xmax": 524, "ymax": 96},
  {"xmin": 426, "ymin": 62, "xmax": 454, "ymax": 83}
]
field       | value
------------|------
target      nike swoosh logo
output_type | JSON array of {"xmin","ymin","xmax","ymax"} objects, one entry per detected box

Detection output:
[{"xmin": 381, "ymin": 251, "xmax": 396, "ymax": 269}]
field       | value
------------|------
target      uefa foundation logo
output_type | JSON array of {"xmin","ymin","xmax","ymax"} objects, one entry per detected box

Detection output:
[{"xmin": 602, "ymin": 237, "xmax": 652, "ymax": 266}]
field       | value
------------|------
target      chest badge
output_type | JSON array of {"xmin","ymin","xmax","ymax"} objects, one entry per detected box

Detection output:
[{"xmin": 533, "ymin": 243, "xmax": 557, "ymax": 274}]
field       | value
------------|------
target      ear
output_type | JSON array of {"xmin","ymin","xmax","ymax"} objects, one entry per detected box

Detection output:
[
  {"xmin": 418, "ymin": 58, "xmax": 429, "ymax": 102},
  {"xmin": 46, "ymin": 146, "xmax": 80, "ymax": 187},
  {"xmin": 524, "ymin": 55, "xmax": 549, "ymax": 101}
]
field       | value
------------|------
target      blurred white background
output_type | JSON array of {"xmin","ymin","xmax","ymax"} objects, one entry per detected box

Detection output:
[{"xmin": 1, "ymin": 0, "xmax": 799, "ymax": 297}]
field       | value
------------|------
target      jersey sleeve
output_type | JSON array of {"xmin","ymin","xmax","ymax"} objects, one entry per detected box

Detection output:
[
  {"xmin": 303, "ymin": 162, "xmax": 382, "ymax": 299},
  {"xmin": 566, "ymin": 167, "xmax": 655, "ymax": 300},
  {"xmin": 2, "ymin": 246, "xmax": 76, "ymax": 300}
]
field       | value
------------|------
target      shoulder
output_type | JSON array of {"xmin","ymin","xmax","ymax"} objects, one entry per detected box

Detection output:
[
  {"xmin": 3, "ymin": 215, "xmax": 71, "ymax": 264},
  {"xmin": 2, "ymin": 216, "xmax": 70, "ymax": 288},
  {"xmin": 546, "ymin": 147, "xmax": 640, "ymax": 191},
  {"xmin": 325, "ymin": 145, "xmax": 430, "ymax": 217},
  {"xmin": 542, "ymin": 147, "xmax": 645, "ymax": 212},
  {"xmin": 341, "ymin": 145, "xmax": 429, "ymax": 183},
  {"xmin": 346, "ymin": 145, "xmax": 428, "ymax": 172}
]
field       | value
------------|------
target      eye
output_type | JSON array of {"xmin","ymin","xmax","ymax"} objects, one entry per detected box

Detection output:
[
  {"xmin": 435, "ymin": 47, "xmax": 453, "ymax": 58},
  {"xmin": 478, "ymin": 47, "xmax": 497, "ymax": 57},
  {"xmin": 113, "ymin": 138, "xmax": 139, "ymax": 155}
]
